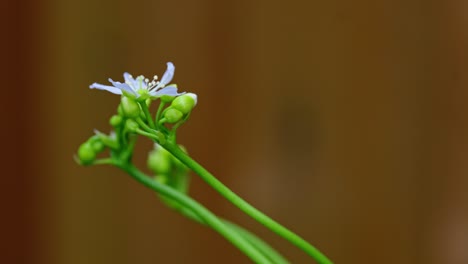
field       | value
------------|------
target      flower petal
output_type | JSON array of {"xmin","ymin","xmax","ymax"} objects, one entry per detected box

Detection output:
[
  {"xmin": 108, "ymin": 78, "xmax": 137, "ymax": 95},
  {"xmin": 135, "ymin": 75, "xmax": 148, "ymax": 90},
  {"xmin": 152, "ymin": 84, "xmax": 184, "ymax": 96},
  {"xmin": 123, "ymin": 72, "xmax": 139, "ymax": 87},
  {"xmin": 159, "ymin": 62, "xmax": 175, "ymax": 86},
  {"xmin": 89, "ymin": 83, "xmax": 122, "ymax": 95}
]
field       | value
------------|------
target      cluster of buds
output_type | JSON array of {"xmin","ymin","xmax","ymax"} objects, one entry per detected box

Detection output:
[
  {"xmin": 76, "ymin": 62, "xmax": 198, "ymax": 166},
  {"xmin": 147, "ymin": 144, "xmax": 190, "ymax": 203},
  {"xmin": 160, "ymin": 93, "xmax": 197, "ymax": 124}
]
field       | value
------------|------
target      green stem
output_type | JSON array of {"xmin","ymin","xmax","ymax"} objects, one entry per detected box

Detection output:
[
  {"xmin": 172, "ymin": 112, "xmax": 191, "ymax": 133},
  {"xmin": 174, "ymin": 205, "xmax": 289, "ymax": 264},
  {"xmin": 118, "ymin": 163, "xmax": 273, "ymax": 264},
  {"xmin": 155, "ymin": 168, "xmax": 287, "ymax": 263},
  {"xmin": 222, "ymin": 221, "xmax": 289, "ymax": 264},
  {"xmin": 136, "ymin": 118, "xmax": 154, "ymax": 133},
  {"xmin": 155, "ymin": 101, "xmax": 166, "ymax": 125},
  {"xmin": 122, "ymin": 134, "xmax": 138, "ymax": 161},
  {"xmin": 135, "ymin": 129, "xmax": 160, "ymax": 141},
  {"xmin": 161, "ymin": 143, "xmax": 332, "ymax": 264},
  {"xmin": 91, "ymin": 158, "xmax": 114, "ymax": 165},
  {"xmin": 139, "ymin": 102, "xmax": 155, "ymax": 129}
]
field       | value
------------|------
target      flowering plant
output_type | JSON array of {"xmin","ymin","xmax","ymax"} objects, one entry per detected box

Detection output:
[{"xmin": 76, "ymin": 62, "xmax": 332, "ymax": 263}]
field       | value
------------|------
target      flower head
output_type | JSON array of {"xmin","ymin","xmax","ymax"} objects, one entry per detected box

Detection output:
[{"xmin": 89, "ymin": 62, "xmax": 183, "ymax": 99}]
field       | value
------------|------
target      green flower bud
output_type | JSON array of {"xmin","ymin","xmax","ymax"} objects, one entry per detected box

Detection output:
[
  {"xmin": 125, "ymin": 119, "xmax": 139, "ymax": 132},
  {"xmin": 117, "ymin": 104, "xmax": 124, "ymax": 116},
  {"xmin": 109, "ymin": 115, "xmax": 123, "ymax": 127},
  {"xmin": 77, "ymin": 142, "xmax": 96, "ymax": 165},
  {"xmin": 164, "ymin": 108, "xmax": 183, "ymax": 123},
  {"xmin": 155, "ymin": 174, "xmax": 169, "ymax": 185},
  {"xmin": 91, "ymin": 140, "xmax": 105, "ymax": 153},
  {"xmin": 160, "ymin": 94, "xmax": 175, "ymax": 103},
  {"xmin": 147, "ymin": 150, "xmax": 171, "ymax": 175},
  {"xmin": 94, "ymin": 131, "xmax": 119, "ymax": 149},
  {"xmin": 121, "ymin": 96, "xmax": 140, "ymax": 118},
  {"xmin": 171, "ymin": 93, "xmax": 197, "ymax": 114}
]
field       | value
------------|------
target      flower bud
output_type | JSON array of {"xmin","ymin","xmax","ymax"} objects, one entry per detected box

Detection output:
[
  {"xmin": 117, "ymin": 104, "xmax": 124, "ymax": 116},
  {"xmin": 160, "ymin": 94, "xmax": 175, "ymax": 103},
  {"xmin": 164, "ymin": 108, "xmax": 183, "ymax": 123},
  {"xmin": 77, "ymin": 142, "xmax": 96, "ymax": 165},
  {"xmin": 147, "ymin": 150, "xmax": 171, "ymax": 175},
  {"xmin": 145, "ymin": 98, "xmax": 152, "ymax": 107},
  {"xmin": 155, "ymin": 174, "xmax": 169, "ymax": 185},
  {"xmin": 109, "ymin": 115, "xmax": 123, "ymax": 127},
  {"xmin": 94, "ymin": 130, "xmax": 119, "ymax": 149},
  {"xmin": 91, "ymin": 140, "xmax": 105, "ymax": 153},
  {"xmin": 125, "ymin": 119, "xmax": 139, "ymax": 132},
  {"xmin": 121, "ymin": 96, "xmax": 140, "ymax": 118},
  {"xmin": 171, "ymin": 93, "xmax": 197, "ymax": 114}
]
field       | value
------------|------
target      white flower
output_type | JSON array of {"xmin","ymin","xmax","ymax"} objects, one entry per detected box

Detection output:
[{"xmin": 89, "ymin": 62, "xmax": 183, "ymax": 98}]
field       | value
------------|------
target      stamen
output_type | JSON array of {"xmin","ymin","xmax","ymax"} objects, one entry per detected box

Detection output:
[{"xmin": 147, "ymin": 81, "xmax": 155, "ymax": 91}]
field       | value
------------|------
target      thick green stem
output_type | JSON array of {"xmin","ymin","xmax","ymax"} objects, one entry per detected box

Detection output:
[
  {"xmin": 175, "ymin": 205, "xmax": 289, "ymax": 264},
  {"xmin": 118, "ymin": 163, "xmax": 272, "ymax": 264},
  {"xmin": 161, "ymin": 143, "xmax": 332, "ymax": 264}
]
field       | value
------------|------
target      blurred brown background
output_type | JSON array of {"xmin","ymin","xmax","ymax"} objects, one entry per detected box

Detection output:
[{"xmin": 3, "ymin": 0, "xmax": 468, "ymax": 263}]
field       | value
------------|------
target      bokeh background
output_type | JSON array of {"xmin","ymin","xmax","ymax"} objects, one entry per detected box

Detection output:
[{"xmin": 3, "ymin": 0, "xmax": 468, "ymax": 263}]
